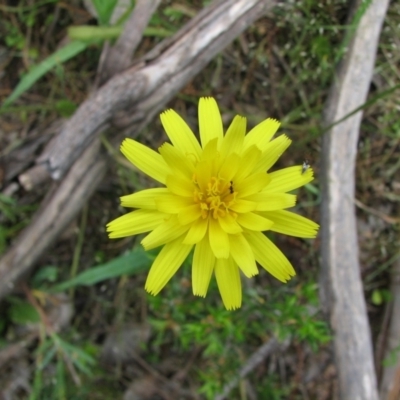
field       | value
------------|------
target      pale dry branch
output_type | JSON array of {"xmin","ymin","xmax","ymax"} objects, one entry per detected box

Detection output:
[
  {"xmin": 97, "ymin": 0, "xmax": 162, "ymax": 85},
  {"xmin": 39, "ymin": 0, "xmax": 278, "ymax": 181},
  {"xmin": 18, "ymin": 0, "xmax": 159, "ymax": 191},
  {"xmin": 319, "ymin": 0, "xmax": 390, "ymax": 399}
]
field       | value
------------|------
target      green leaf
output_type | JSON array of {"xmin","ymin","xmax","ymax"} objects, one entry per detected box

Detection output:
[
  {"xmin": 91, "ymin": 0, "xmax": 118, "ymax": 25},
  {"xmin": 68, "ymin": 25, "xmax": 122, "ymax": 42},
  {"xmin": 55, "ymin": 99, "xmax": 78, "ymax": 117},
  {"xmin": 68, "ymin": 25, "xmax": 174, "ymax": 42},
  {"xmin": 51, "ymin": 247, "xmax": 152, "ymax": 292},
  {"xmin": 371, "ymin": 289, "xmax": 383, "ymax": 306},
  {"xmin": 1, "ymin": 40, "xmax": 90, "ymax": 109},
  {"xmin": 52, "ymin": 334, "xmax": 96, "ymax": 375},
  {"xmin": 31, "ymin": 266, "xmax": 59, "ymax": 288},
  {"xmin": 311, "ymin": 36, "xmax": 331, "ymax": 60},
  {"xmin": 9, "ymin": 299, "xmax": 40, "ymax": 324}
]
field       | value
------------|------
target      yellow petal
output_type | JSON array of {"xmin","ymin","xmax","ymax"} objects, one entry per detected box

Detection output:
[
  {"xmin": 200, "ymin": 137, "xmax": 219, "ymax": 162},
  {"xmin": 218, "ymin": 152, "xmax": 240, "ymax": 181},
  {"xmin": 235, "ymin": 172, "xmax": 270, "ymax": 198},
  {"xmin": 236, "ymin": 212, "xmax": 274, "ymax": 231},
  {"xmin": 209, "ymin": 217, "xmax": 229, "ymax": 258},
  {"xmin": 145, "ymin": 237, "xmax": 192, "ymax": 295},
  {"xmin": 220, "ymin": 115, "xmax": 246, "ymax": 158},
  {"xmin": 155, "ymin": 194, "xmax": 193, "ymax": 214},
  {"xmin": 141, "ymin": 215, "xmax": 189, "ymax": 250},
  {"xmin": 244, "ymin": 231, "xmax": 295, "ymax": 282},
  {"xmin": 178, "ymin": 204, "xmax": 202, "ymax": 226},
  {"xmin": 254, "ymin": 135, "xmax": 292, "ymax": 173},
  {"xmin": 215, "ymin": 257, "xmax": 242, "ymax": 310},
  {"xmin": 243, "ymin": 118, "xmax": 280, "ymax": 151},
  {"xmin": 158, "ymin": 142, "xmax": 194, "ymax": 179},
  {"xmin": 160, "ymin": 109, "xmax": 202, "ymax": 159},
  {"xmin": 266, "ymin": 165, "xmax": 315, "ymax": 193},
  {"xmin": 121, "ymin": 138, "xmax": 169, "ymax": 184},
  {"xmin": 260, "ymin": 210, "xmax": 319, "ymax": 238},
  {"xmin": 218, "ymin": 214, "xmax": 242, "ymax": 234},
  {"xmin": 234, "ymin": 145, "xmax": 262, "ymax": 182},
  {"xmin": 195, "ymin": 160, "xmax": 212, "ymax": 193},
  {"xmin": 166, "ymin": 174, "xmax": 194, "ymax": 197},
  {"xmin": 245, "ymin": 192, "xmax": 296, "ymax": 211},
  {"xmin": 230, "ymin": 199, "xmax": 257, "ymax": 213},
  {"xmin": 192, "ymin": 237, "xmax": 215, "ymax": 296},
  {"xmin": 182, "ymin": 216, "xmax": 208, "ymax": 244},
  {"xmin": 229, "ymin": 234, "xmax": 258, "ymax": 278},
  {"xmin": 107, "ymin": 210, "xmax": 166, "ymax": 238},
  {"xmin": 199, "ymin": 97, "xmax": 223, "ymax": 148},
  {"xmin": 120, "ymin": 188, "xmax": 169, "ymax": 209}
]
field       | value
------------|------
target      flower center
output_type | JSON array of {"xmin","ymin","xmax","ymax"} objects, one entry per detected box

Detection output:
[{"xmin": 193, "ymin": 176, "xmax": 236, "ymax": 219}]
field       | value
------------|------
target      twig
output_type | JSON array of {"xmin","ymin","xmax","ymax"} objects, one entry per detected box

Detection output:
[
  {"xmin": 319, "ymin": 0, "xmax": 390, "ymax": 399},
  {"xmin": 354, "ymin": 198, "xmax": 400, "ymax": 225},
  {"xmin": 97, "ymin": 0, "xmax": 162, "ymax": 85},
  {"xmin": 215, "ymin": 337, "xmax": 289, "ymax": 400}
]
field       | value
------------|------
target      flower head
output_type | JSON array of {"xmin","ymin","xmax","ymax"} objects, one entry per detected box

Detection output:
[{"xmin": 107, "ymin": 97, "xmax": 319, "ymax": 310}]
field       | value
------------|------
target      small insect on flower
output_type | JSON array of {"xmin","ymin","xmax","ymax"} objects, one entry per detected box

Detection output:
[
  {"xmin": 301, "ymin": 159, "xmax": 310, "ymax": 174},
  {"xmin": 107, "ymin": 97, "xmax": 319, "ymax": 310}
]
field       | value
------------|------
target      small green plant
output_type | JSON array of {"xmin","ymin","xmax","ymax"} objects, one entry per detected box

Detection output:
[
  {"xmin": 30, "ymin": 333, "xmax": 96, "ymax": 400},
  {"xmin": 1, "ymin": 0, "xmax": 176, "ymax": 110},
  {"xmin": 0, "ymin": 194, "xmax": 35, "ymax": 255},
  {"xmin": 146, "ymin": 256, "xmax": 330, "ymax": 399}
]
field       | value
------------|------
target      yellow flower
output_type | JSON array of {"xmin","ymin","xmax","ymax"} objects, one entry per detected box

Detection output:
[{"xmin": 107, "ymin": 97, "xmax": 319, "ymax": 310}]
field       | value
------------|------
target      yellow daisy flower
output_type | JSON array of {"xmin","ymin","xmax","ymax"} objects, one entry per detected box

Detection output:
[{"xmin": 107, "ymin": 97, "xmax": 319, "ymax": 310}]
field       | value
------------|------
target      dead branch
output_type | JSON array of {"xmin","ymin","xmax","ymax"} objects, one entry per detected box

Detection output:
[
  {"xmin": 214, "ymin": 337, "xmax": 289, "ymax": 400},
  {"xmin": 17, "ymin": 0, "xmax": 159, "ymax": 191},
  {"xmin": 0, "ymin": 0, "xmax": 278, "ymax": 300},
  {"xmin": 38, "ymin": 0, "xmax": 277, "ymax": 181},
  {"xmin": 97, "ymin": 0, "xmax": 162, "ymax": 85},
  {"xmin": 0, "ymin": 140, "xmax": 107, "ymax": 298},
  {"xmin": 320, "ymin": 0, "xmax": 389, "ymax": 399}
]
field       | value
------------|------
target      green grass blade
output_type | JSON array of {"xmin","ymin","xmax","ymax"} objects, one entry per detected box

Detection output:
[
  {"xmin": 323, "ymin": 83, "xmax": 400, "ymax": 133},
  {"xmin": 68, "ymin": 25, "xmax": 174, "ymax": 42},
  {"xmin": 68, "ymin": 26, "xmax": 122, "ymax": 41},
  {"xmin": 1, "ymin": 40, "xmax": 89, "ymax": 109},
  {"xmin": 50, "ymin": 247, "xmax": 152, "ymax": 292},
  {"xmin": 91, "ymin": 0, "xmax": 118, "ymax": 25}
]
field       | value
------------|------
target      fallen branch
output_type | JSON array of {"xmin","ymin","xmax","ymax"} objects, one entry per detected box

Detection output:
[
  {"xmin": 214, "ymin": 337, "xmax": 289, "ymax": 400},
  {"xmin": 319, "ymin": 0, "xmax": 389, "ymax": 399},
  {"xmin": 37, "ymin": 0, "xmax": 278, "ymax": 181}
]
